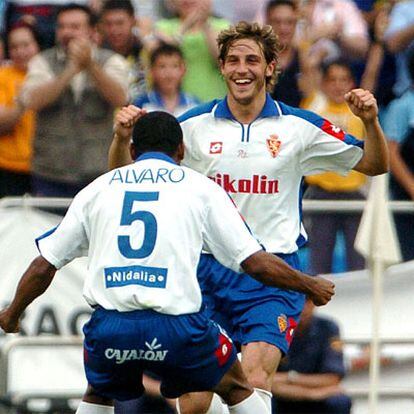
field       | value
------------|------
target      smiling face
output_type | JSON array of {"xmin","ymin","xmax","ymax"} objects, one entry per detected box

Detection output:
[{"xmin": 220, "ymin": 38, "xmax": 275, "ymax": 106}]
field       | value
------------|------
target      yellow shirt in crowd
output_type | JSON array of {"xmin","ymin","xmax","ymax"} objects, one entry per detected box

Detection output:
[
  {"xmin": 302, "ymin": 92, "xmax": 366, "ymax": 192},
  {"xmin": 0, "ymin": 65, "xmax": 34, "ymax": 173}
]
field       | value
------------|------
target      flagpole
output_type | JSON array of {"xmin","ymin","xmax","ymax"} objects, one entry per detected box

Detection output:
[{"xmin": 368, "ymin": 257, "xmax": 384, "ymax": 413}]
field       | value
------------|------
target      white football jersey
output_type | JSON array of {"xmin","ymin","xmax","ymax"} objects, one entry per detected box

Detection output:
[
  {"xmin": 179, "ymin": 95, "xmax": 364, "ymax": 253},
  {"xmin": 36, "ymin": 153, "xmax": 261, "ymax": 315}
]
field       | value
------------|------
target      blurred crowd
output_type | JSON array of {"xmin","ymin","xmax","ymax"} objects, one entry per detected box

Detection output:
[{"xmin": 0, "ymin": 0, "xmax": 413, "ymax": 266}]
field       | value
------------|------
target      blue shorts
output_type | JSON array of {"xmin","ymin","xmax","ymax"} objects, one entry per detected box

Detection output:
[
  {"xmin": 83, "ymin": 307, "xmax": 236, "ymax": 401},
  {"xmin": 197, "ymin": 253, "xmax": 306, "ymax": 355}
]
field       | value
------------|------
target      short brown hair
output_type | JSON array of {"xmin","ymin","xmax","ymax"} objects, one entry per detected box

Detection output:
[{"xmin": 217, "ymin": 21, "xmax": 282, "ymax": 90}]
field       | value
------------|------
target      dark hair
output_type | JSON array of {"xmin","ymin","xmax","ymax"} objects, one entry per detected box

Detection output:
[
  {"xmin": 6, "ymin": 21, "xmax": 41, "ymax": 58},
  {"xmin": 7, "ymin": 20, "xmax": 41, "ymax": 45},
  {"xmin": 132, "ymin": 112, "xmax": 183, "ymax": 157},
  {"xmin": 407, "ymin": 49, "xmax": 414, "ymax": 82},
  {"xmin": 101, "ymin": 0, "xmax": 135, "ymax": 17},
  {"xmin": 57, "ymin": 3, "xmax": 95, "ymax": 27},
  {"xmin": 266, "ymin": 0, "xmax": 297, "ymax": 15},
  {"xmin": 150, "ymin": 43, "xmax": 184, "ymax": 66},
  {"xmin": 217, "ymin": 21, "xmax": 281, "ymax": 90},
  {"xmin": 321, "ymin": 58, "xmax": 354, "ymax": 80}
]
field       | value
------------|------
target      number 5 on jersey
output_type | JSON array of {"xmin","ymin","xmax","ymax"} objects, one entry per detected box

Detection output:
[{"xmin": 118, "ymin": 191, "xmax": 159, "ymax": 259}]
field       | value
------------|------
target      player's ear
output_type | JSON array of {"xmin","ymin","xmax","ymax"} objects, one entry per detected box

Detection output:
[
  {"xmin": 176, "ymin": 141, "xmax": 185, "ymax": 164},
  {"xmin": 130, "ymin": 142, "xmax": 137, "ymax": 161}
]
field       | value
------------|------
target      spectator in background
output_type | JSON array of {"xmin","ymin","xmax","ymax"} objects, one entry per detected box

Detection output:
[
  {"xmin": 0, "ymin": 0, "xmax": 5, "ymax": 36},
  {"xmin": 5, "ymin": 0, "xmax": 102, "ymax": 49},
  {"xmin": 266, "ymin": 0, "xmax": 304, "ymax": 107},
  {"xmin": 272, "ymin": 298, "xmax": 351, "ymax": 414},
  {"xmin": 134, "ymin": 43, "xmax": 199, "ymax": 116},
  {"xmin": 384, "ymin": 0, "xmax": 414, "ymax": 97},
  {"xmin": 296, "ymin": 0, "xmax": 369, "ymax": 63},
  {"xmin": 212, "ymin": 0, "xmax": 267, "ymax": 24},
  {"xmin": 0, "ymin": 22, "xmax": 39, "ymax": 197},
  {"xmin": 154, "ymin": 0, "xmax": 229, "ymax": 102},
  {"xmin": 21, "ymin": 3, "xmax": 128, "ymax": 198},
  {"xmin": 383, "ymin": 49, "xmax": 414, "ymax": 262},
  {"xmin": 360, "ymin": 1, "xmax": 396, "ymax": 119},
  {"xmin": 99, "ymin": 0, "xmax": 147, "ymax": 101},
  {"xmin": 302, "ymin": 59, "xmax": 366, "ymax": 274},
  {"xmin": 0, "ymin": 37, "xmax": 4, "ymax": 63}
]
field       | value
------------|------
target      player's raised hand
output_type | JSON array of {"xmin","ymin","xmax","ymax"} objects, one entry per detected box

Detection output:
[
  {"xmin": 0, "ymin": 308, "xmax": 20, "ymax": 333},
  {"xmin": 345, "ymin": 89, "xmax": 378, "ymax": 122},
  {"xmin": 308, "ymin": 276, "xmax": 335, "ymax": 306},
  {"xmin": 114, "ymin": 105, "xmax": 147, "ymax": 141}
]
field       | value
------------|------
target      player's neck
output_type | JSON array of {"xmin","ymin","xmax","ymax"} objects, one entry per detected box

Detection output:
[{"xmin": 227, "ymin": 91, "xmax": 267, "ymax": 124}]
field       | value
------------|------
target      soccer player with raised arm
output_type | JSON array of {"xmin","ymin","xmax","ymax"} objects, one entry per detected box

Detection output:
[
  {"xmin": 108, "ymin": 21, "xmax": 388, "ymax": 414},
  {"xmin": 0, "ymin": 112, "xmax": 334, "ymax": 414}
]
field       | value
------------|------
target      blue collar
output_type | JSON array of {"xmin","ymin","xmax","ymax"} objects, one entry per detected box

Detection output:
[
  {"xmin": 214, "ymin": 93, "xmax": 281, "ymax": 120},
  {"xmin": 150, "ymin": 90, "xmax": 188, "ymax": 107},
  {"xmin": 135, "ymin": 152, "xmax": 177, "ymax": 165}
]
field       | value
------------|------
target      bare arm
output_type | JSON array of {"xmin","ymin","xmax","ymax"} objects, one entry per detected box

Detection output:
[
  {"xmin": 339, "ymin": 35, "xmax": 369, "ymax": 59},
  {"xmin": 388, "ymin": 140, "xmax": 414, "ymax": 199},
  {"xmin": 0, "ymin": 256, "xmax": 56, "ymax": 333},
  {"xmin": 0, "ymin": 102, "xmax": 25, "ymax": 135},
  {"xmin": 346, "ymin": 89, "xmax": 389, "ymax": 175},
  {"xmin": 386, "ymin": 23, "xmax": 414, "ymax": 53},
  {"xmin": 108, "ymin": 105, "xmax": 147, "ymax": 170},
  {"xmin": 360, "ymin": 8, "xmax": 389, "ymax": 92},
  {"xmin": 88, "ymin": 59, "xmax": 127, "ymax": 108},
  {"xmin": 68, "ymin": 38, "xmax": 127, "ymax": 108},
  {"xmin": 25, "ymin": 63, "xmax": 79, "ymax": 111},
  {"xmin": 272, "ymin": 372, "xmax": 342, "ymax": 401},
  {"xmin": 241, "ymin": 250, "xmax": 335, "ymax": 306}
]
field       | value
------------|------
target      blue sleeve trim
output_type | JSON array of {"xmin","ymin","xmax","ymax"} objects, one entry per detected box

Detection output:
[
  {"xmin": 278, "ymin": 102, "xmax": 364, "ymax": 149},
  {"xmin": 177, "ymin": 100, "xmax": 219, "ymax": 123},
  {"xmin": 35, "ymin": 226, "xmax": 58, "ymax": 252}
]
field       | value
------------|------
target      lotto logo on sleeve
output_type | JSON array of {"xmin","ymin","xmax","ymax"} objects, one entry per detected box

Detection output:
[
  {"xmin": 209, "ymin": 142, "xmax": 223, "ymax": 154},
  {"xmin": 321, "ymin": 120, "xmax": 345, "ymax": 141},
  {"xmin": 104, "ymin": 265, "xmax": 167, "ymax": 288}
]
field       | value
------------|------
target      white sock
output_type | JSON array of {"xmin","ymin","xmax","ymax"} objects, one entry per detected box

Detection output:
[
  {"xmin": 176, "ymin": 399, "xmax": 181, "ymax": 414},
  {"xmin": 228, "ymin": 390, "xmax": 269, "ymax": 414},
  {"xmin": 254, "ymin": 387, "xmax": 272, "ymax": 412},
  {"xmin": 76, "ymin": 402, "xmax": 114, "ymax": 414},
  {"xmin": 206, "ymin": 393, "xmax": 230, "ymax": 414}
]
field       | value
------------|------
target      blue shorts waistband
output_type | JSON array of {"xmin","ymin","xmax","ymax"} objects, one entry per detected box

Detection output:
[{"xmin": 93, "ymin": 305, "xmax": 204, "ymax": 320}]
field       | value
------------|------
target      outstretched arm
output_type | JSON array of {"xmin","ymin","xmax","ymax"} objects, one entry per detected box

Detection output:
[
  {"xmin": 108, "ymin": 105, "xmax": 147, "ymax": 170},
  {"xmin": 346, "ymin": 89, "xmax": 389, "ymax": 176},
  {"xmin": 241, "ymin": 251, "xmax": 335, "ymax": 306},
  {"xmin": 0, "ymin": 256, "xmax": 56, "ymax": 333}
]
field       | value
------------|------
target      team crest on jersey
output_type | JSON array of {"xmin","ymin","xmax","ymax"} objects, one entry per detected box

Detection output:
[
  {"xmin": 277, "ymin": 314, "xmax": 288, "ymax": 333},
  {"xmin": 210, "ymin": 142, "xmax": 223, "ymax": 154},
  {"xmin": 267, "ymin": 134, "xmax": 281, "ymax": 158}
]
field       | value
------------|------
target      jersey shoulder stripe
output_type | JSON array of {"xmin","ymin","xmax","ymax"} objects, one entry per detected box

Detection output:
[
  {"xmin": 178, "ymin": 100, "xmax": 220, "ymax": 123},
  {"xmin": 278, "ymin": 101, "xmax": 364, "ymax": 148}
]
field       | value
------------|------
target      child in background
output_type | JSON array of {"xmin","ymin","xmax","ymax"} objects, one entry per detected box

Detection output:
[{"xmin": 133, "ymin": 43, "xmax": 199, "ymax": 116}]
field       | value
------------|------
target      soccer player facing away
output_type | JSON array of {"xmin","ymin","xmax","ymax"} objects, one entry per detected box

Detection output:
[
  {"xmin": 109, "ymin": 23, "xmax": 388, "ymax": 413},
  {"xmin": 0, "ymin": 112, "xmax": 334, "ymax": 414}
]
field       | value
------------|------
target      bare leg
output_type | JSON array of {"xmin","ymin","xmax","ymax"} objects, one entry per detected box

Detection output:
[{"xmin": 76, "ymin": 384, "xmax": 113, "ymax": 413}]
